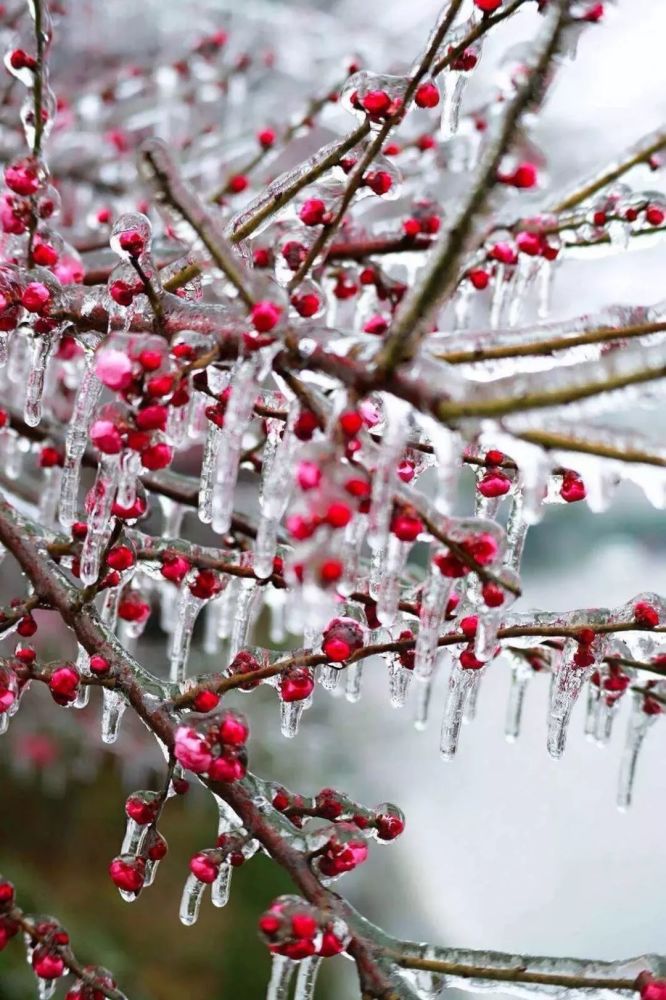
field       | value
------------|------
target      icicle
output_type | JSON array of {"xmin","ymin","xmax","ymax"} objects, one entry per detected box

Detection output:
[
  {"xmin": 72, "ymin": 645, "xmax": 90, "ymax": 710},
  {"xmin": 367, "ymin": 402, "xmax": 408, "ymax": 555},
  {"xmin": 198, "ymin": 421, "xmax": 222, "ymax": 524},
  {"xmin": 79, "ymin": 455, "xmax": 119, "ymax": 585},
  {"xmin": 266, "ymin": 955, "xmax": 296, "ymax": 1000},
  {"xmin": 159, "ymin": 496, "xmax": 186, "ymax": 538},
  {"xmin": 547, "ymin": 636, "xmax": 603, "ymax": 760},
  {"xmin": 116, "ymin": 449, "xmax": 141, "ymax": 511},
  {"xmin": 414, "ymin": 555, "xmax": 453, "ymax": 685},
  {"xmin": 35, "ymin": 976, "xmax": 56, "ymax": 1000},
  {"xmin": 280, "ymin": 698, "xmax": 306, "ymax": 739},
  {"xmin": 507, "ymin": 254, "xmax": 540, "ymax": 329},
  {"xmin": 294, "ymin": 957, "xmax": 322, "ymax": 1000},
  {"xmin": 24, "ymin": 332, "xmax": 56, "ymax": 427},
  {"xmin": 503, "ymin": 492, "xmax": 530, "ymax": 572},
  {"xmin": 440, "ymin": 660, "xmax": 485, "ymax": 759},
  {"xmin": 266, "ymin": 587, "xmax": 288, "ymax": 645},
  {"xmin": 179, "ymin": 873, "xmax": 206, "ymax": 926},
  {"xmin": 439, "ymin": 71, "xmax": 466, "ymax": 139},
  {"xmin": 490, "ymin": 264, "xmax": 510, "ymax": 328},
  {"xmin": 203, "ymin": 596, "xmax": 223, "ymax": 655},
  {"xmin": 211, "ymin": 863, "xmax": 232, "ymax": 908},
  {"xmin": 38, "ymin": 465, "xmax": 62, "ymax": 530},
  {"xmin": 170, "ymin": 585, "xmax": 205, "ymax": 685},
  {"xmin": 617, "ymin": 692, "xmax": 661, "ymax": 810},
  {"xmin": 505, "ymin": 654, "xmax": 534, "ymax": 742},
  {"xmin": 59, "ymin": 358, "xmax": 102, "ymax": 527},
  {"xmin": 414, "ymin": 648, "xmax": 451, "ymax": 731},
  {"xmin": 101, "ymin": 690, "xmax": 126, "ymax": 745},
  {"xmin": 376, "ymin": 534, "xmax": 410, "ymax": 626},
  {"xmin": 318, "ymin": 663, "xmax": 340, "ymax": 692},
  {"xmin": 254, "ymin": 411, "xmax": 297, "ymax": 579},
  {"xmin": 212, "ymin": 359, "xmax": 259, "ymax": 534},
  {"xmin": 229, "ymin": 577, "xmax": 260, "ymax": 659},
  {"xmin": 474, "ymin": 568, "xmax": 519, "ymax": 662},
  {"xmin": 388, "ymin": 656, "xmax": 412, "ymax": 709},
  {"xmin": 345, "ymin": 660, "xmax": 363, "ymax": 702}
]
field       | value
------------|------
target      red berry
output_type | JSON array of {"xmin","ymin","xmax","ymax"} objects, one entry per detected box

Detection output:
[
  {"xmin": 634, "ymin": 601, "xmax": 660, "ymax": 628},
  {"xmin": 48, "ymin": 664, "xmax": 80, "ymax": 705},
  {"xmin": 322, "ymin": 618, "xmax": 364, "ymax": 662},
  {"xmin": 414, "ymin": 82, "xmax": 440, "ymax": 108},
  {"xmin": 280, "ymin": 667, "xmax": 315, "ymax": 702},
  {"xmin": 109, "ymin": 856, "xmax": 145, "ymax": 893}
]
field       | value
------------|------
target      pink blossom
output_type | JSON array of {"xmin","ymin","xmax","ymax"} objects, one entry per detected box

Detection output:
[
  {"xmin": 174, "ymin": 726, "xmax": 212, "ymax": 774},
  {"xmin": 95, "ymin": 349, "xmax": 134, "ymax": 390}
]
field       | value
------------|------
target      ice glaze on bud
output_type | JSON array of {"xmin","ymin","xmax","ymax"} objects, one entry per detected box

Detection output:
[
  {"xmin": 48, "ymin": 664, "xmax": 80, "ymax": 705},
  {"xmin": 322, "ymin": 618, "xmax": 364, "ymax": 662},
  {"xmin": 251, "ymin": 300, "xmax": 282, "ymax": 333},
  {"xmin": 280, "ymin": 667, "xmax": 315, "ymax": 702},
  {"xmin": 109, "ymin": 855, "xmax": 145, "ymax": 893},
  {"xmin": 189, "ymin": 852, "xmax": 219, "ymax": 883}
]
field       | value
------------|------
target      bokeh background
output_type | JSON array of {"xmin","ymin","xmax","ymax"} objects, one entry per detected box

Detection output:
[{"xmin": 1, "ymin": 0, "xmax": 666, "ymax": 997}]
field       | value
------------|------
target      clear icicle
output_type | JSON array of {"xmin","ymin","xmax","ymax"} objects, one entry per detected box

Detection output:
[
  {"xmin": 170, "ymin": 585, "xmax": 205, "ymax": 684},
  {"xmin": 388, "ymin": 658, "xmax": 412, "ymax": 708},
  {"xmin": 474, "ymin": 568, "xmax": 519, "ymax": 662},
  {"xmin": 440, "ymin": 660, "xmax": 484, "ymax": 760},
  {"xmin": 376, "ymin": 535, "xmax": 410, "ymax": 626},
  {"xmin": 59, "ymin": 358, "xmax": 102, "ymax": 527},
  {"xmin": 229, "ymin": 577, "xmax": 260, "ymax": 659},
  {"xmin": 294, "ymin": 956, "xmax": 322, "ymax": 1000},
  {"xmin": 490, "ymin": 264, "xmax": 510, "ymax": 328},
  {"xmin": 617, "ymin": 693, "xmax": 660, "ymax": 811},
  {"xmin": 101, "ymin": 690, "xmax": 126, "ymax": 745},
  {"xmin": 39, "ymin": 466, "xmax": 62, "ymax": 530},
  {"xmin": 367, "ymin": 402, "xmax": 408, "ymax": 553},
  {"xmin": 414, "ymin": 558, "xmax": 453, "ymax": 683},
  {"xmin": 36, "ymin": 977, "xmax": 56, "ymax": 1000},
  {"xmin": 547, "ymin": 638, "xmax": 598, "ymax": 760},
  {"xmin": 179, "ymin": 873, "xmax": 206, "ymax": 926},
  {"xmin": 414, "ymin": 648, "xmax": 451, "ymax": 731},
  {"xmin": 266, "ymin": 955, "xmax": 296, "ymax": 1000},
  {"xmin": 254, "ymin": 409, "xmax": 297, "ymax": 579},
  {"xmin": 72, "ymin": 644, "xmax": 90, "ymax": 710},
  {"xmin": 24, "ymin": 332, "xmax": 55, "ymax": 427},
  {"xmin": 505, "ymin": 655, "xmax": 534, "ymax": 742},
  {"xmin": 198, "ymin": 421, "xmax": 222, "ymax": 524},
  {"xmin": 212, "ymin": 359, "xmax": 259, "ymax": 534},
  {"xmin": 439, "ymin": 71, "xmax": 466, "ymax": 139},
  {"xmin": 345, "ymin": 660, "xmax": 364, "ymax": 703},
  {"xmin": 211, "ymin": 863, "xmax": 232, "ymax": 908},
  {"xmin": 79, "ymin": 455, "xmax": 119, "ymax": 585},
  {"xmin": 503, "ymin": 492, "xmax": 530, "ymax": 572},
  {"xmin": 280, "ymin": 698, "xmax": 306, "ymax": 739}
]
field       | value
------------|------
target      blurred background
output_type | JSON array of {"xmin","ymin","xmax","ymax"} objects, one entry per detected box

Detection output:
[{"xmin": 1, "ymin": 0, "xmax": 666, "ymax": 997}]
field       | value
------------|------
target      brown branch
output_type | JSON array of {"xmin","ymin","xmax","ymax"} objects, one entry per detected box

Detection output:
[{"xmin": 377, "ymin": 0, "xmax": 572, "ymax": 375}]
